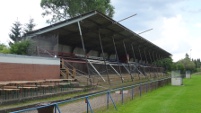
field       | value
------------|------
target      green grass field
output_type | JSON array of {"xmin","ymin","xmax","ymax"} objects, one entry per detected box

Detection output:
[{"xmin": 98, "ymin": 74, "xmax": 201, "ymax": 113}]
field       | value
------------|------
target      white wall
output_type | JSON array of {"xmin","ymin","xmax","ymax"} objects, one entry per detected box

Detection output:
[{"xmin": 0, "ymin": 54, "xmax": 60, "ymax": 65}]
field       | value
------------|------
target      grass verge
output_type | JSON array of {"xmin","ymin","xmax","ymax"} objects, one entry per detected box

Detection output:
[{"xmin": 97, "ymin": 74, "xmax": 201, "ymax": 113}]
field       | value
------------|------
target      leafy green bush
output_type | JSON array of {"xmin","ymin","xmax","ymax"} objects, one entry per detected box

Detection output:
[
  {"xmin": 0, "ymin": 43, "xmax": 10, "ymax": 54},
  {"xmin": 10, "ymin": 40, "xmax": 30, "ymax": 55}
]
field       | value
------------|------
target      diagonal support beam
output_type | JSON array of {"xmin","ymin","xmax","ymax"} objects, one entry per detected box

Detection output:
[
  {"xmin": 108, "ymin": 64, "xmax": 124, "ymax": 81},
  {"xmin": 123, "ymin": 40, "xmax": 134, "ymax": 81},
  {"xmin": 88, "ymin": 60, "xmax": 106, "ymax": 82},
  {"xmin": 78, "ymin": 21, "xmax": 91, "ymax": 84},
  {"xmin": 132, "ymin": 63, "xmax": 145, "ymax": 76},
  {"xmin": 122, "ymin": 63, "xmax": 134, "ymax": 80},
  {"xmin": 98, "ymin": 31, "xmax": 111, "ymax": 85}
]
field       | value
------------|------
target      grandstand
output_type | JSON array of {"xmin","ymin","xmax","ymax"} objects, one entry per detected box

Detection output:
[{"xmin": 26, "ymin": 10, "xmax": 171, "ymax": 87}]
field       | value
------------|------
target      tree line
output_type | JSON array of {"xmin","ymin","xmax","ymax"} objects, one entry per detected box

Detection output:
[{"xmin": 155, "ymin": 53, "xmax": 200, "ymax": 73}]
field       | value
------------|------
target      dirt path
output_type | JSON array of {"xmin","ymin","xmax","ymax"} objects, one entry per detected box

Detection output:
[{"xmin": 59, "ymin": 87, "xmax": 141, "ymax": 113}]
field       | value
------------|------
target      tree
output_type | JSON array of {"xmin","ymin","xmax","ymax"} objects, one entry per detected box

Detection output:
[
  {"xmin": 176, "ymin": 53, "xmax": 196, "ymax": 73},
  {"xmin": 176, "ymin": 62, "xmax": 185, "ymax": 72},
  {"xmin": 194, "ymin": 58, "xmax": 201, "ymax": 68},
  {"xmin": 154, "ymin": 57, "xmax": 174, "ymax": 72},
  {"xmin": 9, "ymin": 20, "xmax": 23, "ymax": 45},
  {"xmin": 40, "ymin": 0, "xmax": 115, "ymax": 24},
  {"xmin": 23, "ymin": 18, "xmax": 36, "ymax": 35},
  {"xmin": 9, "ymin": 19, "xmax": 36, "ymax": 44},
  {"xmin": 185, "ymin": 53, "xmax": 190, "ymax": 59}
]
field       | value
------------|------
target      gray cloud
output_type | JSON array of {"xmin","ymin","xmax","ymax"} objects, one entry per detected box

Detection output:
[
  {"xmin": 112, "ymin": 0, "xmax": 185, "ymax": 31},
  {"xmin": 111, "ymin": 0, "xmax": 201, "ymax": 61}
]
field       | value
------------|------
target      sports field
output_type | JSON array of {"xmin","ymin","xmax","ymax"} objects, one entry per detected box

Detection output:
[{"xmin": 98, "ymin": 73, "xmax": 201, "ymax": 113}]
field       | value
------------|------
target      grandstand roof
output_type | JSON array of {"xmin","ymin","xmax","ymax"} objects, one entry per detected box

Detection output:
[{"xmin": 27, "ymin": 10, "xmax": 171, "ymax": 61}]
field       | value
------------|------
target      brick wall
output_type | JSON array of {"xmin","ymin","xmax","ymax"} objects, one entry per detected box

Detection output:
[{"xmin": 0, "ymin": 54, "xmax": 60, "ymax": 81}]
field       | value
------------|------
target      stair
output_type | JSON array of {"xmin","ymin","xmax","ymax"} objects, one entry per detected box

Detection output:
[{"xmin": 60, "ymin": 59, "xmax": 76, "ymax": 79}]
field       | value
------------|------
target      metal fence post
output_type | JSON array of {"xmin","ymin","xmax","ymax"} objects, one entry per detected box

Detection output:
[
  {"xmin": 131, "ymin": 85, "xmax": 134, "ymax": 100},
  {"xmin": 85, "ymin": 96, "xmax": 94, "ymax": 113},
  {"xmin": 107, "ymin": 91, "xmax": 109, "ymax": 109},
  {"xmin": 55, "ymin": 104, "xmax": 61, "ymax": 113},
  {"xmin": 139, "ymin": 84, "xmax": 142, "ymax": 97},
  {"xmin": 86, "ymin": 97, "xmax": 88, "ymax": 113},
  {"xmin": 108, "ymin": 91, "xmax": 118, "ymax": 111},
  {"xmin": 121, "ymin": 88, "xmax": 124, "ymax": 104},
  {"xmin": 54, "ymin": 105, "xmax": 57, "ymax": 113}
]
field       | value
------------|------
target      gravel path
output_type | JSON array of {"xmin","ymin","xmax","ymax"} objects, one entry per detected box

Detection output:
[{"xmin": 59, "ymin": 86, "xmax": 144, "ymax": 113}]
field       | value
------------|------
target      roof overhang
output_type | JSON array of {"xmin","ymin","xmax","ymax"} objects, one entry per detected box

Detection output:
[{"xmin": 27, "ymin": 11, "xmax": 171, "ymax": 60}]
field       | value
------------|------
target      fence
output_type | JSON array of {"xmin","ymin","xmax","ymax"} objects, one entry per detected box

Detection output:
[{"xmin": 10, "ymin": 77, "xmax": 170, "ymax": 113}]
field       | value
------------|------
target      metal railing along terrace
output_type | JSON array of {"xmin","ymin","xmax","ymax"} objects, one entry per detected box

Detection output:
[{"xmin": 10, "ymin": 77, "xmax": 170, "ymax": 113}]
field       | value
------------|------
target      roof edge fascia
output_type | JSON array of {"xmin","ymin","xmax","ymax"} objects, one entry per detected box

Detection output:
[{"xmin": 27, "ymin": 11, "xmax": 98, "ymax": 38}]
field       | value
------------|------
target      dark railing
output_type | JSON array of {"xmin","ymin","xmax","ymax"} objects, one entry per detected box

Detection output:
[{"xmin": 10, "ymin": 77, "xmax": 170, "ymax": 113}]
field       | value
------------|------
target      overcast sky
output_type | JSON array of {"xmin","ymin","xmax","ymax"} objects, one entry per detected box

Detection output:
[{"xmin": 0, "ymin": 0, "xmax": 200, "ymax": 62}]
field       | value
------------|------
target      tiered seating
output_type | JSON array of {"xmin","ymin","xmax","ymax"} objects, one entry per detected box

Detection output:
[
  {"xmin": 36, "ymin": 47, "xmax": 166, "ymax": 89},
  {"xmin": 0, "ymin": 79, "xmax": 75, "ymax": 102}
]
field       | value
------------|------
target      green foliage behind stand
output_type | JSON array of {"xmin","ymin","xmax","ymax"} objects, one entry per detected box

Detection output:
[
  {"xmin": 154, "ymin": 57, "xmax": 174, "ymax": 72},
  {"xmin": 10, "ymin": 40, "xmax": 30, "ymax": 55},
  {"xmin": 176, "ymin": 53, "xmax": 196, "ymax": 73},
  {"xmin": 40, "ymin": 0, "xmax": 115, "ymax": 24},
  {"xmin": 0, "ymin": 43, "xmax": 10, "ymax": 54}
]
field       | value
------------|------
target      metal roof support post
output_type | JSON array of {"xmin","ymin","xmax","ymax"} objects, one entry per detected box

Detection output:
[
  {"xmin": 152, "ymin": 52, "xmax": 156, "ymax": 66},
  {"xmin": 155, "ymin": 53, "xmax": 161, "ymax": 76},
  {"xmin": 123, "ymin": 40, "xmax": 133, "ymax": 81},
  {"xmin": 77, "ymin": 21, "xmax": 91, "ymax": 85},
  {"xmin": 131, "ymin": 44, "xmax": 136, "ymax": 73},
  {"xmin": 156, "ymin": 53, "xmax": 160, "ymax": 64},
  {"xmin": 155, "ymin": 53, "xmax": 159, "ymax": 64},
  {"xmin": 131, "ymin": 43, "xmax": 140, "ymax": 78},
  {"xmin": 142, "ymin": 49, "xmax": 147, "ymax": 77},
  {"xmin": 156, "ymin": 53, "xmax": 159, "ymax": 60},
  {"xmin": 138, "ymin": 46, "xmax": 143, "ymax": 64},
  {"xmin": 138, "ymin": 46, "xmax": 146, "ymax": 77},
  {"xmin": 131, "ymin": 43, "xmax": 136, "ymax": 62},
  {"xmin": 156, "ymin": 54, "xmax": 164, "ymax": 75},
  {"xmin": 78, "ymin": 21, "xmax": 86, "ymax": 54},
  {"xmin": 143, "ymin": 49, "xmax": 148, "ymax": 65},
  {"xmin": 152, "ymin": 52, "xmax": 159, "ymax": 78},
  {"xmin": 154, "ymin": 53, "xmax": 159, "ymax": 73},
  {"xmin": 159, "ymin": 55, "xmax": 165, "ymax": 72},
  {"xmin": 112, "ymin": 37, "xmax": 124, "ymax": 83},
  {"xmin": 98, "ymin": 30, "xmax": 111, "ymax": 85},
  {"xmin": 144, "ymin": 49, "xmax": 151, "ymax": 79},
  {"xmin": 156, "ymin": 53, "xmax": 162, "ymax": 75},
  {"xmin": 159, "ymin": 54, "xmax": 163, "ymax": 74},
  {"xmin": 148, "ymin": 51, "xmax": 153, "ymax": 64},
  {"xmin": 148, "ymin": 51, "xmax": 154, "ymax": 79}
]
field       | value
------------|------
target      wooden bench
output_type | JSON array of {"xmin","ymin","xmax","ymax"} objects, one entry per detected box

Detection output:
[
  {"xmin": 0, "ymin": 88, "xmax": 19, "ymax": 91},
  {"xmin": 0, "ymin": 88, "xmax": 20, "ymax": 100},
  {"xmin": 3, "ymin": 86, "xmax": 18, "ymax": 89}
]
